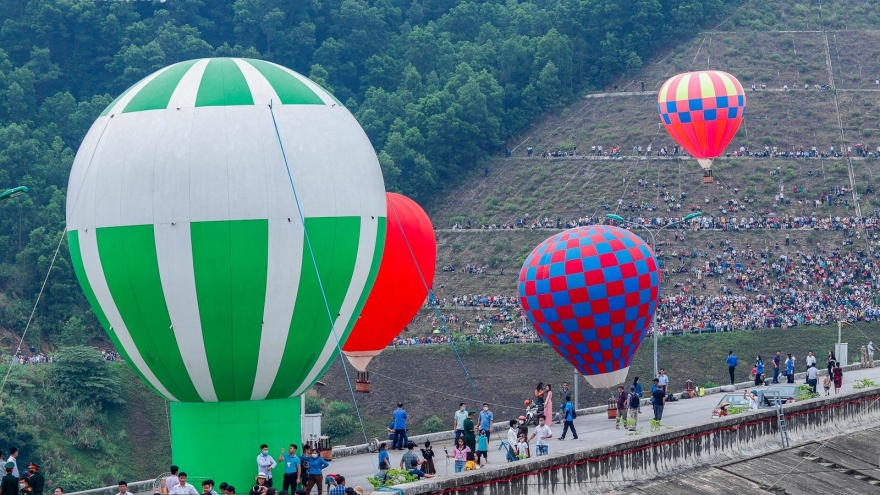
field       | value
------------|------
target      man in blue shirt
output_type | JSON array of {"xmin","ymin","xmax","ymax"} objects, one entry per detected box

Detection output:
[
  {"xmin": 277, "ymin": 444, "xmax": 300, "ymax": 494},
  {"xmin": 478, "ymin": 403, "xmax": 493, "ymax": 444},
  {"xmin": 392, "ymin": 403, "xmax": 408, "ymax": 450},
  {"xmin": 772, "ymin": 351, "xmax": 782, "ymax": 384},
  {"xmin": 726, "ymin": 351, "xmax": 738, "ymax": 385},
  {"xmin": 557, "ymin": 395, "xmax": 578, "ymax": 440}
]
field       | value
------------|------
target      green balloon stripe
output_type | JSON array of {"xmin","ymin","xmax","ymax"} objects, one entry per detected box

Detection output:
[
  {"xmin": 97, "ymin": 225, "xmax": 203, "ymax": 402},
  {"xmin": 266, "ymin": 217, "xmax": 361, "ymax": 398},
  {"xmin": 243, "ymin": 59, "xmax": 325, "ymax": 105},
  {"xmin": 304, "ymin": 216, "xmax": 387, "ymax": 392},
  {"xmin": 192, "ymin": 220, "xmax": 269, "ymax": 402},
  {"xmin": 123, "ymin": 59, "xmax": 198, "ymax": 114},
  {"xmin": 196, "ymin": 58, "xmax": 254, "ymax": 107},
  {"xmin": 68, "ymin": 230, "xmax": 163, "ymax": 397}
]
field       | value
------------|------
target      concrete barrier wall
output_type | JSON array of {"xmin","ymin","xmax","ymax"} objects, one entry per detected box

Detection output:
[
  {"xmin": 335, "ymin": 360, "xmax": 875, "ymax": 459},
  {"xmin": 391, "ymin": 386, "xmax": 880, "ymax": 495}
]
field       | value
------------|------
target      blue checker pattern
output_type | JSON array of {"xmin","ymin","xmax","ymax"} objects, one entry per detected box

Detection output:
[{"xmin": 518, "ymin": 226, "xmax": 661, "ymax": 380}]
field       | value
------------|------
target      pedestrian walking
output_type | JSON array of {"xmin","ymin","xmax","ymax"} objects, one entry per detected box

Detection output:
[
  {"xmin": 726, "ymin": 351, "xmax": 738, "ymax": 384},
  {"xmin": 529, "ymin": 417, "xmax": 552, "ymax": 456},
  {"xmin": 772, "ymin": 351, "xmax": 781, "ymax": 384},
  {"xmin": 626, "ymin": 386, "xmax": 641, "ymax": 430},
  {"xmin": 826, "ymin": 351, "xmax": 836, "ymax": 377},
  {"xmin": 822, "ymin": 374, "xmax": 831, "ymax": 396},
  {"xmin": 869, "ymin": 341, "xmax": 876, "ymax": 367},
  {"xmin": 615, "ymin": 386, "xmax": 627, "ymax": 430},
  {"xmin": 806, "ymin": 364, "xmax": 819, "ymax": 393},
  {"xmin": 833, "ymin": 362, "xmax": 843, "ymax": 394},
  {"xmin": 558, "ymin": 395, "xmax": 578, "ymax": 440}
]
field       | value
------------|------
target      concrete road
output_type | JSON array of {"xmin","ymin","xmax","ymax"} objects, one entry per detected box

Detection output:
[{"xmin": 326, "ymin": 364, "xmax": 880, "ymax": 493}]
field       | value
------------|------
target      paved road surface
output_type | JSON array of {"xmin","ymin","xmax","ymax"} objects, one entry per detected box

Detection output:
[{"xmin": 326, "ymin": 364, "xmax": 880, "ymax": 493}]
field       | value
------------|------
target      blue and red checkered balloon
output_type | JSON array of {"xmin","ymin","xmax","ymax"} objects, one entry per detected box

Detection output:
[{"xmin": 518, "ymin": 225, "xmax": 660, "ymax": 388}]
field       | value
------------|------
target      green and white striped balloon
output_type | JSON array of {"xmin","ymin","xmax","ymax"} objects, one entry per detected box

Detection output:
[{"xmin": 66, "ymin": 58, "xmax": 386, "ymax": 403}]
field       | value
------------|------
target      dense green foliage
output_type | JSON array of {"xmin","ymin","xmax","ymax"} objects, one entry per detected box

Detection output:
[
  {"xmin": 0, "ymin": 351, "xmax": 158, "ymax": 491},
  {"xmin": 0, "ymin": 0, "xmax": 733, "ymax": 348}
]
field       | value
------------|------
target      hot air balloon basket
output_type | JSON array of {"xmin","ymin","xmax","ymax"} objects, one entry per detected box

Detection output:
[
  {"xmin": 607, "ymin": 399, "xmax": 617, "ymax": 419},
  {"xmin": 356, "ymin": 371, "xmax": 371, "ymax": 393},
  {"xmin": 703, "ymin": 169, "xmax": 713, "ymax": 184},
  {"xmin": 320, "ymin": 436, "xmax": 333, "ymax": 461}
]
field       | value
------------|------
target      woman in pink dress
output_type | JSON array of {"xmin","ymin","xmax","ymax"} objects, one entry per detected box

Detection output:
[{"xmin": 543, "ymin": 384, "xmax": 553, "ymax": 423}]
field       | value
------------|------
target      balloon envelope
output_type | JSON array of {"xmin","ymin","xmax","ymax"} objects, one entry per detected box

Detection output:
[
  {"xmin": 658, "ymin": 70, "xmax": 746, "ymax": 178},
  {"xmin": 343, "ymin": 193, "xmax": 436, "ymax": 371},
  {"xmin": 66, "ymin": 57, "xmax": 386, "ymax": 403},
  {"xmin": 518, "ymin": 226, "xmax": 660, "ymax": 388}
]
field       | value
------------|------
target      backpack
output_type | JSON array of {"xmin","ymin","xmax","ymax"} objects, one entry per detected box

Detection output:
[{"xmin": 629, "ymin": 393, "xmax": 640, "ymax": 409}]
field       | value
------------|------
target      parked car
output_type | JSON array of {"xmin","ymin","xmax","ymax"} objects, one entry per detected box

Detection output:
[
  {"xmin": 715, "ymin": 393, "xmax": 750, "ymax": 408},
  {"xmin": 757, "ymin": 385, "xmax": 799, "ymax": 408}
]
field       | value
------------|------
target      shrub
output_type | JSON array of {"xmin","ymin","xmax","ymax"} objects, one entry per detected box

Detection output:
[
  {"xmin": 53, "ymin": 346, "xmax": 124, "ymax": 407},
  {"xmin": 422, "ymin": 415, "xmax": 445, "ymax": 433},
  {"xmin": 367, "ymin": 468, "xmax": 418, "ymax": 488}
]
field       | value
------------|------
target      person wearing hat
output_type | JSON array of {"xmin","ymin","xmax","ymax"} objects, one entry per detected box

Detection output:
[
  {"xmin": 27, "ymin": 464, "xmax": 43, "ymax": 495},
  {"xmin": 744, "ymin": 389, "xmax": 760, "ymax": 410},
  {"xmin": 463, "ymin": 410, "xmax": 476, "ymax": 452},
  {"xmin": 249, "ymin": 474, "xmax": 268, "ymax": 495},
  {"xmin": 2, "ymin": 463, "xmax": 20, "ymax": 495}
]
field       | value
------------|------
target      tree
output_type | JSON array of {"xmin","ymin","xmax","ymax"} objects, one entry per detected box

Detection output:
[{"xmin": 53, "ymin": 346, "xmax": 125, "ymax": 407}]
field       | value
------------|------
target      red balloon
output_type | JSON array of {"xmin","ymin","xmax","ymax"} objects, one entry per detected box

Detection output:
[{"xmin": 342, "ymin": 192, "xmax": 436, "ymax": 371}]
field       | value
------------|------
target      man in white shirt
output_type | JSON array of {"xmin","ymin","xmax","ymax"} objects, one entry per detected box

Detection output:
[
  {"xmin": 164, "ymin": 466, "xmax": 180, "ymax": 494},
  {"xmin": 869, "ymin": 341, "xmax": 875, "ymax": 367},
  {"xmin": 169, "ymin": 473, "xmax": 199, "ymax": 495},
  {"xmin": 453, "ymin": 403, "xmax": 468, "ymax": 445},
  {"xmin": 5, "ymin": 448, "xmax": 18, "ymax": 478},
  {"xmin": 529, "ymin": 417, "xmax": 553, "ymax": 456},
  {"xmin": 116, "ymin": 481, "xmax": 129, "ymax": 495},
  {"xmin": 505, "ymin": 419, "xmax": 518, "ymax": 462},
  {"xmin": 805, "ymin": 352, "xmax": 817, "ymax": 382}
]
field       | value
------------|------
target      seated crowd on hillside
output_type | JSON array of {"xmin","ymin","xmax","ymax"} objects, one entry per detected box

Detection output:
[
  {"xmin": 518, "ymin": 142, "xmax": 880, "ymax": 160},
  {"xmin": 408, "ymin": 234, "xmax": 880, "ymax": 343}
]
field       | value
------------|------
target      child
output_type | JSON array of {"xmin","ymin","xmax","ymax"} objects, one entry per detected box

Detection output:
[
  {"xmin": 476, "ymin": 430, "xmax": 488, "ymax": 466},
  {"xmin": 516, "ymin": 433, "xmax": 530, "ymax": 460},
  {"xmin": 822, "ymin": 374, "xmax": 832, "ymax": 396},
  {"xmin": 464, "ymin": 452, "xmax": 478, "ymax": 471}
]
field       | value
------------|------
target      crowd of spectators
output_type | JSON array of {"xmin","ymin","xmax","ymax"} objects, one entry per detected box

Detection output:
[
  {"xmin": 518, "ymin": 141, "xmax": 880, "ymax": 160},
  {"xmin": 410, "ymin": 233, "xmax": 880, "ymax": 344}
]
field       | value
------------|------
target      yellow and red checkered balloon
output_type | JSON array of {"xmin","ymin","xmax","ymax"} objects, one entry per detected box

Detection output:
[{"xmin": 658, "ymin": 71, "xmax": 746, "ymax": 178}]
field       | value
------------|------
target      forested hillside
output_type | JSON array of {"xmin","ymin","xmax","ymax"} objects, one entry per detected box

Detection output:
[{"xmin": 0, "ymin": 0, "xmax": 736, "ymax": 352}]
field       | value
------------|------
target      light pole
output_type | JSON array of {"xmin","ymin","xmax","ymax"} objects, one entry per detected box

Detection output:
[
  {"xmin": 0, "ymin": 186, "xmax": 28, "ymax": 202},
  {"xmin": 605, "ymin": 212, "xmax": 703, "ymax": 378}
]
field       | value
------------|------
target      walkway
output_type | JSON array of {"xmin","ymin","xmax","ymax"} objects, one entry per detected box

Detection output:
[{"xmin": 328, "ymin": 363, "xmax": 880, "ymax": 493}]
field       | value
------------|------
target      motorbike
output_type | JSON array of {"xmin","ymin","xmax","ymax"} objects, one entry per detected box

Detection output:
[{"xmin": 523, "ymin": 399, "xmax": 542, "ymax": 426}]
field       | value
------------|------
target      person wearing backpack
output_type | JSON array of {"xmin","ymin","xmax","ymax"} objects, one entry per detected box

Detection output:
[
  {"xmin": 557, "ymin": 395, "xmax": 578, "ymax": 440},
  {"xmin": 626, "ymin": 386, "xmax": 641, "ymax": 431}
]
